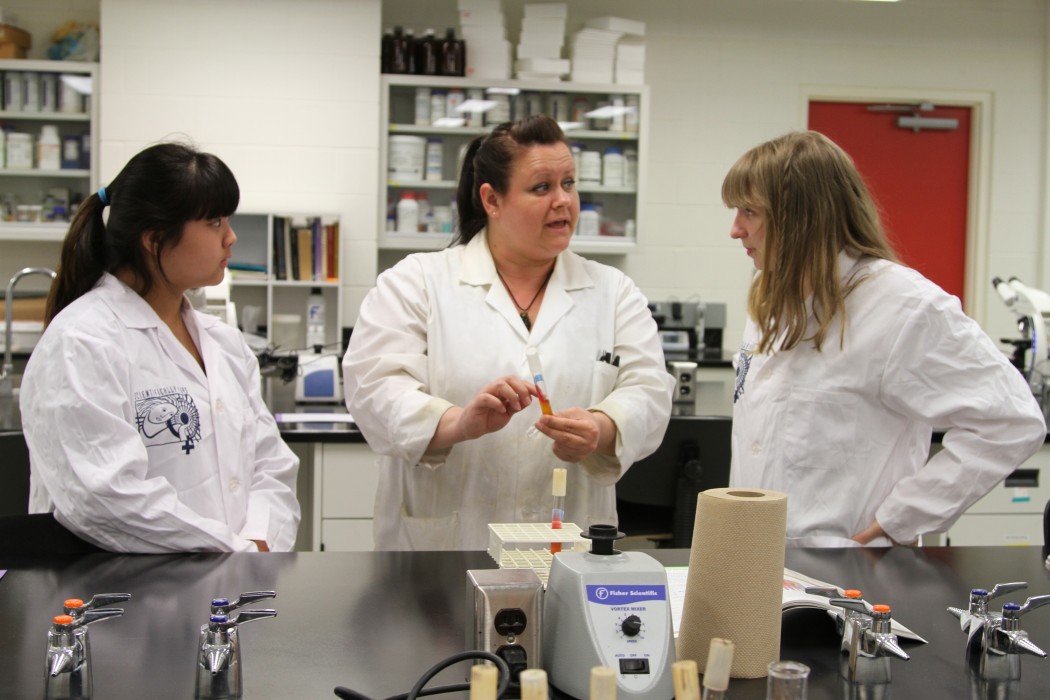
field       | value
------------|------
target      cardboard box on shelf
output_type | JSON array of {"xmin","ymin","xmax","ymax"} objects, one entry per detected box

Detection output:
[
  {"xmin": 0, "ymin": 23, "xmax": 31, "ymax": 49},
  {"xmin": 0, "ymin": 296, "xmax": 47, "ymax": 322},
  {"xmin": 0, "ymin": 43, "xmax": 27, "ymax": 59}
]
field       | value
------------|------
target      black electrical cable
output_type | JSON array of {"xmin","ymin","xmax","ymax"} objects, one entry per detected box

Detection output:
[{"xmin": 333, "ymin": 650, "xmax": 511, "ymax": 700}]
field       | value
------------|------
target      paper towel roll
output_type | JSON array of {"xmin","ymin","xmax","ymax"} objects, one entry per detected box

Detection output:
[{"xmin": 676, "ymin": 488, "xmax": 787, "ymax": 679}]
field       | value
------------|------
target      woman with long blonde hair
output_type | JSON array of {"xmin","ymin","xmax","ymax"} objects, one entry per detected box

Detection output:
[{"xmin": 724, "ymin": 131, "xmax": 1044, "ymax": 547}]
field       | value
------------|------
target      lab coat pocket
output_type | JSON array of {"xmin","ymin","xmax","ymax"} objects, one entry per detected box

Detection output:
[
  {"xmin": 782, "ymin": 387, "xmax": 859, "ymax": 470},
  {"xmin": 589, "ymin": 361, "xmax": 619, "ymax": 406},
  {"xmin": 400, "ymin": 507, "xmax": 460, "ymax": 550}
]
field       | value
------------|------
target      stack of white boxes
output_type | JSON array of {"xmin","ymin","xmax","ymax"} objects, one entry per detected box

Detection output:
[
  {"xmin": 515, "ymin": 3, "xmax": 570, "ymax": 80},
  {"xmin": 459, "ymin": 0, "xmax": 512, "ymax": 79},
  {"xmin": 570, "ymin": 16, "xmax": 646, "ymax": 85}
]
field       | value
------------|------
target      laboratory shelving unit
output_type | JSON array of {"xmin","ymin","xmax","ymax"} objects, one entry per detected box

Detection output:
[
  {"xmin": 0, "ymin": 59, "xmax": 99, "ymax": 243},
  {"xmin": 227, "ymin": 212, "xmax": 342, "ymax": 353},
  {"xmin": 378, "ymin": 73, "xmax": 649, "ymax": 262}
]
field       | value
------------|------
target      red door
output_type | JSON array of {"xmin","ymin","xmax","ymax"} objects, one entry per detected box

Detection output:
[{"xmin": 808, "ymin": 101, "xmax": 972, "ymax": 306}]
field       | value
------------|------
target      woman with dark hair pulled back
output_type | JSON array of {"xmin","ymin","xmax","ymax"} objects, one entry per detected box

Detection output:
[
  {"xmin": 21, "ymin": 142, "xmax": 301, "ymax": 552},
  {"xmin": 345, "ymin": 114, "xmax": 673, "ymax": 550}
]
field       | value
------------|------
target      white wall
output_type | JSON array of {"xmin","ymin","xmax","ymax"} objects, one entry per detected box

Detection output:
[
  {"xmin": 10, "ymin": 0, "xmax": 1046, "ymax": 351},
  {"xmin": 99, "ymin": 0, "xmax": 382, "ymax": 327}
]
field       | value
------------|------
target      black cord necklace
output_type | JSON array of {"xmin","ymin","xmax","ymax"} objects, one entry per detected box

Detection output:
[{"xmin": 494, "ymin": 265, "xmax": 554, "ymax": 331}]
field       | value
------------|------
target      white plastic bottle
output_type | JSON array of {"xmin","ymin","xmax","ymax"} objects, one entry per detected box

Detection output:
[
  {"xmin": 38, "ymin": 125, "xmax": 61, "ymax": 170},
  {"xmin": 306, "ymin": 287, "xmax": 326, "ymax": 350},
  {"xmin": 578, "ymin": 203, "xmax": 600, "ymax": 237},
  {"xmin": 396, "ymin": 191, "xmax": 419, "ymax": 233}
]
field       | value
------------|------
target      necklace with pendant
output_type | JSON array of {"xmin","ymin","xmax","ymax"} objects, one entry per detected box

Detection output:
[{"xmin": 495, "ymin": 265, "xmax": 554, "ymax": 331}]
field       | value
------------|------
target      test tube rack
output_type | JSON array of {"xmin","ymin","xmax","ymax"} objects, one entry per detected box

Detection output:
[{"xmin": 487, "ymin": 522, "xmax": 587, "ymax": 585}]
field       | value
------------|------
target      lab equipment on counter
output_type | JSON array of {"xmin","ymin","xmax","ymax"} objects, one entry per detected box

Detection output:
[
  {"xmin": 465, "ymin": 568, "xmax": 544, "ymax": 695},
  {"xmin": 487, "ymin": 522, "xmax": 587, "ymax": 585},
  {"xmin": 804, "ymin": 586, "xmax": 866, "ymax": 651},
  {"xmin": 993, "ymin": 276, "xmax": 1050, "ymax": 417},
  {"xmin": 194, "ymin": 601, "xmax": 277, "ymax": 700},
  {"xmin": 947, "ymin": 582, "xmax": 1050, "ymax": 682},
  {"xmin": 831, "ymin": 599, "xmax": 910, "ymax": 685},
  {"xmin": 542, "ymin": 524, "xmax": 675, "ymax": 700},
  {"xmin": 44, "ymin": 597, "xmax": 127, "ymax": 700},
  {"xmin": 649, "ymin": 300, "xmax": 726, "ymax": 357},
  {"xmin": 294, "ymin": 351, "xmax": 343, "ymax": 404}
]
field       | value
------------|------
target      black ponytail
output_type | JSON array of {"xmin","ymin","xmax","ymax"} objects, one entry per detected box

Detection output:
[{"xmin": 46, "ymin": 194, "xmax": 109, "ymax": 323}]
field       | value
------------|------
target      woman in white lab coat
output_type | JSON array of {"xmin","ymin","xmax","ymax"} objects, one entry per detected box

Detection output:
[
  {"xmin": 20, "ymin": 142, "xmax": 300, "ymax": 552},
  {"xmin": 724, "ymin": 131, "xmax": 1045, "ymax": 547},
  {"xmin": 344, "ymin": 115, "xmax": 673, "ymax": 550}
]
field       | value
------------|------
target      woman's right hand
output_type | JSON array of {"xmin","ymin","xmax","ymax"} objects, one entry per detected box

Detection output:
[
  {"xmin": 457, "ymin": 376, "xmax": 536, "ymax": 439},
  {"xmin": 429, "ymin": 376, "xmax": 536, "ymax": 450}
]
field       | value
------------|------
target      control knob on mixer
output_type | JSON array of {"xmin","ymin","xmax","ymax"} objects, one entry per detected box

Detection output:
[{"xmin": 621, "ymin": 615, "xmax": 643, "ymax": 637}]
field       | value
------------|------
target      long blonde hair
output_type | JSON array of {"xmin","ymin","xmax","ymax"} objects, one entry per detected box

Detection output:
[{"xmin": 722, "ymin": 131, "xmax": 898, "ymax": 354}]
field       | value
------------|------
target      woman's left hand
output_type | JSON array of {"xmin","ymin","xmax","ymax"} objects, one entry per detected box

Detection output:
[{"xmin": 534, "ymin": 407, "xmax": 602, "ymax": 463}]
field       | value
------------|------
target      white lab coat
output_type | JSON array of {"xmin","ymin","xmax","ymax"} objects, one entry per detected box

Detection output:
[
  {"xmin": 731, "ymin": 253, "xmax": 1046, "ymax": 546},
  {"xmin": 21, "ymin": 273, "xmax": 301, "ymax": 552},
  {"xmin": 344, "ymin": 231, "xmax": 674, "ymax": 550}
]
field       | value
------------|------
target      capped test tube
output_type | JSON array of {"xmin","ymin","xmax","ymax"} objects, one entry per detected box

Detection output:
[{"xmin": 526, "ymin": 347, "xmax": 552, "ymax": 416}]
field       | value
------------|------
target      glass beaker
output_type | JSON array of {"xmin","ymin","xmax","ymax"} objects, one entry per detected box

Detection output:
[{"xmin": 767, "ymin": 660, "xmax": 810, "ymax": 700}]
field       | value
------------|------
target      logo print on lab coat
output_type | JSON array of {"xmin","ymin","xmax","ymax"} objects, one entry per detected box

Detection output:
[
  {"xmin": 734, "ymin": 343, "xmax": 753, "ymax": 403},
  {"xmin": 135, "ymin": 390, "xmax": 201, "ymax": 455}
]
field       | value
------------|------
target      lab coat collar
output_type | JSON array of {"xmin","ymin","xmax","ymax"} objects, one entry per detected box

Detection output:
[
  {"xmin": 458, "ymin": 229, "xmax": 595, "ymax": 290},
  {"xmin": 96, "ymin": 273, "xmax": 222, "ymax": 332},
  {"xmin": 460, "ymin": 230, "xmax": 596, "ymax": 340},
  {"xmin": 96, "ymin": 273, "xmax": 162, "ymax": 329}
]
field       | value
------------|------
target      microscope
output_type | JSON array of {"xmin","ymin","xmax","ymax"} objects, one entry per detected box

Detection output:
[{"xmin": 992, "ymin": 276, "xmax": 1050, "ymax": 417}]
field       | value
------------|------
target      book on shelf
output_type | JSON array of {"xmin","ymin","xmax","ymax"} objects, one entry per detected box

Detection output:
[
  {"xmin": 665, "ymin": 566, "xmax": 927, "ymax": 643},
  {"xmin": 272, "ymin": 216, "xmax": 339, "ymax": 283},
  {"xmin": 227, "ymin": 262, "xmax": 268, "ymax": 280},
  {"xmin": 273, "ymin": 216, "xmax": 288, "ymax": 281}
]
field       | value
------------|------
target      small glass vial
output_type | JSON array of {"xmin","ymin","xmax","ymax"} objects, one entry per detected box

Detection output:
[{"xmin": 577, "ymin": 203, "xmax": 600, "ymax": 237}]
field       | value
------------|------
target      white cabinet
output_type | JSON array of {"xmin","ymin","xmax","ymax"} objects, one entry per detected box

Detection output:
[
  {"xmin": 378, "ymin": 74, "xmax": 647, "ymax": 257},
  {"xmin": 0, "ymin": 60, "xmax": 98, "ymax": 245},
  {"xmin": 227, "ymin": 212, "xmax": 342, "ymax": 353},
  {"xmin": 943, "ymin": 442, "xmax": 1050, "ymax": 546},
  {"xmin": 311, "ymin": 442, "xmax": 380, "ymax": 551}
]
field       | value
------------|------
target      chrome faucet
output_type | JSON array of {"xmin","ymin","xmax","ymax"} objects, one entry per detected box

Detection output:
[
  {"xmin": 44, "ymin": 602, "xmax": 126, "ymax": 699},
  {"xmin": 947, "ymin": 582, "xmax": 1029, "ymax": 667},
  {"xmin": 195, "ymin": 594, "xmax": 277, "ymax": 700},
  {"xmin": 832, "ymin": 599, "xmax": 911, "ymax": 684},
  {"xmin": 1, "ymin": 266, "xmax": 56, "ymax": 397},
  {"xmin": 806, "ymin": 585, "xmax": 866, "ymax": 651},
  {"xmin": 950, "ymin": 591, "xmax": 1050, "ymax": 682}
]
